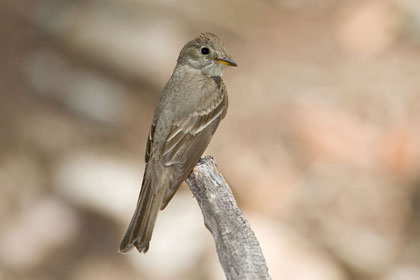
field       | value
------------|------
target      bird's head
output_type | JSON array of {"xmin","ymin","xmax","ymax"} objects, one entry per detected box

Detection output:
[{"xmin": 178, "ymin": 32, "xmax": 237, "ymax": 77}]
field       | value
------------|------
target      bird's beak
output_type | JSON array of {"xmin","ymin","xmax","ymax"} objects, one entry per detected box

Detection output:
[{"xmin": 215, "ymin": 57, "xmax": 238, "ymax": 67}]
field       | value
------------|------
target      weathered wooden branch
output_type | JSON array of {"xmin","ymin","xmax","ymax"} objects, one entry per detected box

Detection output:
[{"xmin": 186, "ymin": 156, "xmax": 271, "ymax": 280}]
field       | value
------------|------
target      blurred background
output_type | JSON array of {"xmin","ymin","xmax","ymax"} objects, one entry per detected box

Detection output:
[{"xmin": 1, "ymin": 0, "xmax": 420, "ymax": 279}]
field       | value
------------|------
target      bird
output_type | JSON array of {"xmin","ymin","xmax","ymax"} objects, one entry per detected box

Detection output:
[{"xmin": 119, "ymin": 32, "xmax": 237, "ymax": 253}]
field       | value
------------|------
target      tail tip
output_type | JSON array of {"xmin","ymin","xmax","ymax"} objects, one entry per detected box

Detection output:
[
  {"xmin": 134, "ymin": 241, "xmax": 150, "ymax": 253},
  {"xmin": 118, "ymin": 243, "xmax": 133, "ymax": 254},
  {"xmin": 118, "ymin": 241, "xmax": 150, "ymax": 254}
]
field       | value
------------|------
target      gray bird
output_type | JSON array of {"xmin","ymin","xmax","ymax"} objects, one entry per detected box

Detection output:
[{"xmin": 119, "ymin": 32, "xmax": 237, "ymax": 253}]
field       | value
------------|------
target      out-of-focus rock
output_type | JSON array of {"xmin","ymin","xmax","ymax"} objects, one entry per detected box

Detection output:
[
  {"xmin": 53, "ymin": 152, "xmax": 142, "ymax": 222},
  {"xmin": 24, "ymin": 51, "xmax": 131, "ymax": 126},
  {"xmin": 16, "ymin": 109, "xmax": 89, "ymax": 155},
  {"xmin": 0, "ymin": 155, "xmax": 45, "ymax": 221},
  {"xmin": 383, "ymin": 264, "xmax": 420, "ymax": 280},
  {"xmin": 0, "ymin": 196, "xmax": 79, "ymax": 270},
  {"xmin": 33, "ymin": 0, "xmax": 190, "ymax": 85}
]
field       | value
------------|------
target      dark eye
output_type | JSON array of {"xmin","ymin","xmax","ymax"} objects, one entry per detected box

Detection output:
[{"xmin": 201, "ymin": 47, "xmax": 210, "ymax": 55}]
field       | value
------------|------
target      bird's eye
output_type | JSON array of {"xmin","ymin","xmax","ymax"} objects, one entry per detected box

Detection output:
[{"xmin": 201, "ymin": 47, "xmax": 210, "ymax": 55}]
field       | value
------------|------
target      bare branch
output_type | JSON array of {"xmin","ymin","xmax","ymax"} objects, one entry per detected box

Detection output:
[{"xmin": 186, "ymin": 156, "xmax": 271, "ymax": 280}]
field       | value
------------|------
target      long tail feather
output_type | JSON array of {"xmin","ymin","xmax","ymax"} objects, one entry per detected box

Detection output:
[{"xmin": 119, "ymin": 165, "xmax": 169, "ymax": 253}]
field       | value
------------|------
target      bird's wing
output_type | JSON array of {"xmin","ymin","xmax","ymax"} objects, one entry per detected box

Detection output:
[
  {"xmin": 145, "ymin": 122, "xmax": 155, "ymax": 163},
  {"xmin": 159, "ymin": 83, "xmax": 228, "ymax": 209}
]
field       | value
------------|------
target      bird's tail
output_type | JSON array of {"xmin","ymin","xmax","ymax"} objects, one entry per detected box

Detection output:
[{"xmin": 119, "ymin": 164, "xmax": 169, "ymax": 253}]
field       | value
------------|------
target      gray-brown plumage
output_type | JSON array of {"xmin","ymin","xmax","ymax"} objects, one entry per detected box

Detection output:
[{"xmin": 119, "ymin": 32, "xmax": 237, "ymax": 253}]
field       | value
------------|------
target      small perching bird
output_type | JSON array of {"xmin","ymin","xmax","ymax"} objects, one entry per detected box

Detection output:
[{"xmin": 119, "ymin": 32, "xmax": 237, "ymax": 253}]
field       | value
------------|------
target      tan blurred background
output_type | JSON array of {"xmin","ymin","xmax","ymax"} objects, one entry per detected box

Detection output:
[{"xmin": 2, "ymin": 0, "xmax": 420, "ymax": 279}]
